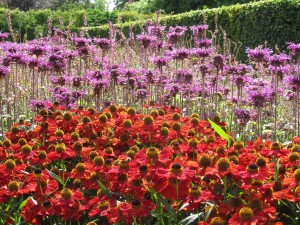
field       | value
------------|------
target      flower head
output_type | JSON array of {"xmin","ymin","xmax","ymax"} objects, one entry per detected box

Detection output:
[{"xmin": 246, "ymin": 46, "xmax": 272, "ymax": 63}]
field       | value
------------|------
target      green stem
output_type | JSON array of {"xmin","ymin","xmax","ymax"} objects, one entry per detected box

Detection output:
[{"xmin": 223, "ymin": 176, "xmax": 227, "ymax": 199}]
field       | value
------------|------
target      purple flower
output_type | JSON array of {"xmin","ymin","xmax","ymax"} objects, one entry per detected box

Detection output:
[
  {"xmin": 136, "ymin": 88, "xmax": 149, "ymax": 99},
  {"xmin": 35, "ymin": 57, "xmax": 50, "ymax": 71},
  {"xmin": 136, "ymin": 34, "xmax": 157, "ymax": 48},
  {"xmin": 166, "ymin": 26, "xmax": 187, "ymax": 45},
  {"xmin": 175, "ymin": 70, "xmax": 193, "ymax": 84},
  {"xmin": 0, "ymin": 32, "xmax": 9, "ymax": 42},
  {"xmin": 27, "ymin": 44, "xmax": 47, "ymax": 57},
  {"xmin": 196, "ymin": 38, "xmax": 212, "ymax": 48},
  {"xmin": 285, "ymin": 90, "xmax": 295, "ymax": 100},
  {"xmin": 72, "ymin": 90, "xmax": 85, "ymax": 99},
  {"xmin": 70, "ymin": 76, "xmax": 83, "ymax": 88},
  {"xmin": 49, "ymin": 86, "xmax": 69, "ymax": 95},
  {"xmin": 94, "ymin": 38, "xmax": 113, "ymax": 51},
  {"xmin": 190, "ymin": 25, "xmax": 208, "ymax": 37},
  {"xmin": 165, "ymin": 82, "xmax": 183, "ymax": 97},
  {"xmin": 147, "ymin": 24, "xmax": 166, "ymax": 37},
  {"xmin": 27, "ymin": 57, "xmax": 40, "ymax": 69},
  {"xmin": 268, "ymin": 53, "xmax": 289, "ymax": 67},
  {"xmin": 246, "ymin": 46, "xmax": 272, "ymax": 63},
  {"xmin": 141, "ymin": 69, "xmax": 156, "ymax": 84},
  {"xmin": 2, "ymin": 42, "xmax": 20, "ymax": 53},
  {"xmin": 269, "ymin": 65, "xmax": 289, "ymax": 80},
  {"xmin": 212, "ymin": 54, "xmax": 225, "ymax": 71},
  {"xmin": 54, "ymin": 90, "xmax": 79, "ymax": 109},
  {"xmin": 166, "ymin": 32, "xmax": 181, "ymax": 45},
  {"xmin": 224, "ymin": 65, "xmax": 238, "ymax": 75},
  {"xmin": 86, "ymin": 70, "xmax": 109, "ymax": 80},
  {"xmin": 106, "ymin": 64, "xmax": 125, "ymax": 82},
  {"xmin": 197, "ymin": 64, "xmax": 212, "ymax": 76},
  {"xmin": 63, "ymin": 50, "xmax": 78, "ymax": 60},
  {"xmin": 236, "ymin": 64, "xmax": 251, "ymax": 75},
  {"xmin": 169, "ymin": 26, "xmax": 187, "ymax": 35},
  {"xmin": 151, "ymin": 56, "xmax": 171, "ymax": 68},
  {"xmin": 286, "ymin": 74, "xmax": 300, "ymax": 89},
  {"xmin": 73, "ymin": 37, "xmax": 91, "ymax": 49},
  {"xmin": 30, "ymin": 99, "xmax": 51, "ymax": 109},
  {"xmin": 192, "ymin": 47, "xmax": 214, "ymax": 58},
  {"xmin": 234, "ymin": 108, "xmax": 250, "ymax": 126},
  {"xmin": 234, "ymin": 75, "xmax": 251, "ymax": 87},
  {"xmin": 48, "ymin": 54, "xmax": 65, "ymax": 72},
  {"xmin": 287, "ymin": 42, "xmax": 300, "ymax": 56},
  {"xmin": 6, "ymin": 52, "xmax": 25, "ymax": 64},
  {"xmin": 247, "ymin": 85, "xmax": 274, "ymax": 107},
  {"xmin": 167, "ymin": 48, "xmax": 190, "ymax": 61},
  {"xmin": 0, "ymin": 65, "xmax": 10, "ymax": 79},
  {"xmin": 50, "ymin": 76, "xmax": 66, "ymax": 86},
  {"xmin": 90, "ymin": 79, "xmax": 110, "ymax": 92},
  {"xmin": 249, "ymin": 110, "xmax": 258, "ymax": 121}
]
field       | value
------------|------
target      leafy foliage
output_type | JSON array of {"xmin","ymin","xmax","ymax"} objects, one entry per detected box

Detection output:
[
  {"xmin": 120, "ymin": 0, "xmax": 255, "ymax": 13},
  {"xmin": 88, "ymin": 0, "xmax": 300, "ymax": 60},
  {"xmin": 0, "ymin": 7, "xmax": 118, "ymax": 40}
]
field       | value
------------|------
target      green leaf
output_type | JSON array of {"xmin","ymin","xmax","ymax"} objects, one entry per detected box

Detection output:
[
  {"xmin": 18, "ymin": 197, "xmax": 30, "ymax": 210},
  {"xmin": 155, "ymin": 193, "xmax": 176, "ymax": 218},
  {"xmin": 208, "ymin": 119, "xmax": 231, "ymax": 146},
  {"xmin": 179, "ymin": 213, "xmax": 201, "ymax": 225},
  {"xmin": 274, "ymin": 159, "xmax": 280, "ymax": 181},
  {"xmin": 97, "ymin": 180, "xmax": 112, "ymax": 198},
  {"xmin": 46, "ymin": 168, "xmax": 64, "ymax": 186}
]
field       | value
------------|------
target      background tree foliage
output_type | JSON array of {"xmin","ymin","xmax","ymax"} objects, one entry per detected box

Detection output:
[
  {"xmin": 1, "ymin": 0, "xmax": 108, "ymax": 11},
  {"xmin": 119, "ymin": 0, "xmax": 257, "ymax": 13}
]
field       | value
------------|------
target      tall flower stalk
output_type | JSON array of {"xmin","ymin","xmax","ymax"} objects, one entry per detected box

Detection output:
[{"xmin": 269, "ymin": 53, "xmax": 288, "ymax": 141}]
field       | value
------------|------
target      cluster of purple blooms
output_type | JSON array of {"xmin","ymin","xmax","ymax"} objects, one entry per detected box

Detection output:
[
  {"xmin": 0, "ymin": 24, "xmax": 300, "ymax": 135},
  {"xmin": 234, "ymin": 108, "xmax": 251, "ymax": 126}
]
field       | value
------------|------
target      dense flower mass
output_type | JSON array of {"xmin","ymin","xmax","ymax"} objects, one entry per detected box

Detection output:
[
  {"xmin": 0, "ymin": 103, "xmax": 299, "ymax": 225},
  {"xmin": 0, "ymin": 19, "xmax": 300, "ymax": 224}
]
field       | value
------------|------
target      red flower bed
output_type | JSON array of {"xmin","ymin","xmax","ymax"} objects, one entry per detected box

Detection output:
[{"xmin": 0, "ymin": 103, "xmax": 299, "ymax": 225}]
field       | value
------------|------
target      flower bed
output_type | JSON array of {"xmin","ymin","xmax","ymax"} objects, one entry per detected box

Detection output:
[{"xmin": 0, "ymin": 103, "xmax": 299, "ymax": 225}]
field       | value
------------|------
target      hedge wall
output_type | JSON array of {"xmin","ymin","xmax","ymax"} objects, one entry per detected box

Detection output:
[
  {"xmin": 0, "ymin": 8, "xmax": 118, "ymax": 40},
  {"xmin": 83, "ymin": 0, "xmax": 300, "ymax": 60}
]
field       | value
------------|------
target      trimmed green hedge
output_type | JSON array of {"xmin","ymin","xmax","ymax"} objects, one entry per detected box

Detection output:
[
  {"xmin": 83, "ymin": 0, "xmax": 300, "ymax": 60},
  {"xmin": 0, "ymin": 8, "xmax": 118, "ymax": 40}
]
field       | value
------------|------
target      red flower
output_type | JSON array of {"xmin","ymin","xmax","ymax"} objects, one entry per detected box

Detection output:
[
  {"xmin": 88, "ymin": 196, "xmax": 112, "ymax": 218},
  {"xmin": 182, "ymin": 185, "xmax": 214, "ymax": 210},
  {"xmin": 56, "ymin": 112, "xmax": 79, "ymax": 133},
  {"xmin": 292, "ymin": 136, "xmax": 300, "ymax": 143},
  {"xmin": 236, "ymin": 163, "xmax": 270, "ymax": 181},
  {"xmin": 134, "ymin": 147, "xmax": 172, "ymax": 166},
  {"xmin": 228, "ymin": 207, "xmax": 267, "ymax": 225},
  {"xmin": 119, "ymin": 199, "xmax": 153, "ymax": 220},
  {"xmin": 52, "ymin": 188, "xmax": 83, "ymax": 221},
  {"xmin": 70, "ymin": 162, "xmax": 91, "ymax": 179},
  {"xmin": 154, "ymin": 162, "xmax": 195, "ymax": 201},
  {"xmin": 21, "ymin": 198, "xmax": 55, "ymax": 225}
]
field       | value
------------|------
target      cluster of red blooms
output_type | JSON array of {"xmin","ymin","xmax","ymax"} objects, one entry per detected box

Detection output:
[{"xmin": 0, "ymin": 102, "xmax": 299, "ymax": 225}]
